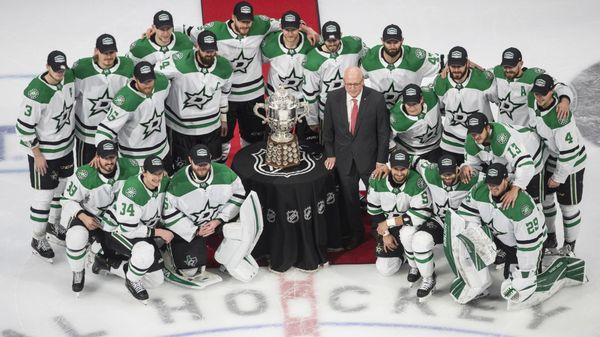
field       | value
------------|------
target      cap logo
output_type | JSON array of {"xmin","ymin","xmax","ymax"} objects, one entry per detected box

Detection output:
[
  {"xmin": 405, "ymin": 88, "xmax": 417, "ymax": 96},
  {"xmin": 140, "ymin": 65, "xmax": 151, "ymax": 74},
  {"xmin": 503, "ymin": 51, "xmax": 514, "ymax": 59},
  {"xmin": 451, "ymin": 50, "xmax": 463, "ymax": 59},
  {"xmin": 488, "ymin": 168, "xmax": 498, "ymax": 177},
  {"xmin": 325, "ymin": 25, "xmax": 337, "ymax": 33},
  {"xmin": 203, "ymin": 36, "xmax": 215, "ymax": 43},
  {"xmin": 535, "ymin": 79, "xmax": 546, "ymax": 87},
  {"xmin": 386, "ymin": 27, "xmax": 398, "ymax": 35},
  {"xmin": 468, "ymin": 118, "xmax": 479, "ymax": 126},
  {"xmin": 151, "ymin": 158, "xmax": 162, "ymax": 166},
  {"xmin": 54, "ymin": 55, "xmax": 66, "ymax": 63},
  {"xmin": 102, "ymin": 37, "xmax": 114, "ymax": 45},
  {"xmin": 240, "ymin": 5, "xmax": 251, "ymax": 14},
  {"xmin": 197, "ymin": 149, "xmax": 208, "ymax": 157},
  {"xmin": 441, "ymin": 158, "xmax": 453, "ymax": 166},
  {"xmin": 158, "ymin": 13, "xmax": 170, "ymax": 21},
  {"xmin": 284, "ymin": 14, "xmax": 295, "ymax": 22},
  {"xmin": 103, "ymin": 143, "xmax": 115, "ymax": 151},
  {"xmin": 394, "ymin": 153, "xmax": 406, "ymax": 161}
]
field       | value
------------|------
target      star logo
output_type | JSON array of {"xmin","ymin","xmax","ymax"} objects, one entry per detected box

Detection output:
[
  {"xmin": 416, "ymin": 123, "xmax": 439, "ymax": 144},
  {"xmin": 140, "ymin": 108, "xmax": 164, "ymax": 140},
  {"xmin": 231, "ymin": 51, "xmax": 254, "ymax": 73},
  {"xmin": 52, "ymin": 101, "xmax": 73, "ymax": 132},
  {"xmin": 141, "ymin": 210, "xmax": 160, "ymax": 227},
  {"xmin": 447, "ymin": 102, "xmax": 478, "ymax": 127},
  {"xmin": 277, "ymin": 68, "xmax": 303, "ymax": 91},
  {"xmin": 323, "ymin": 70, "xmax": 344, "ymax": 93},
  {"xmin": 190, "ymin": 202, "xmax": 220, "ymax": 225},
  {"xmin": 486, "ymin": 219, "xmax": 507, "ymax": 236},
  {"xmin": 88, "ymin": 88, "xmax": 113, "ymax": 117},
  {"xmin": 183, "ymin": 87, "xmax": 214, "ymax": 110},
  {"xmin": 382, "ymin": 82, "xmax": 402, "ymax": 108},
  {"xmin": 498, "ymin": 92, "xmax": 525, "ymax": 120}
]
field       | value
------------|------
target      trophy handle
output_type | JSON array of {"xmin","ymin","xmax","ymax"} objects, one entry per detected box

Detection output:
[{"xmin": 253, "ymin": 103, "xmax": 269, "ymax": 124}]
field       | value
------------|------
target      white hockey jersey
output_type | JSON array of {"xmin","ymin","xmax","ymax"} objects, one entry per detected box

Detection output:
[
  {"xmin": 127, "ymin": 32, "xmax": 194, "ymax": 65},
  {"xmin": 157, "ymin": 50, "xmax": 232, "ymax": 136}
]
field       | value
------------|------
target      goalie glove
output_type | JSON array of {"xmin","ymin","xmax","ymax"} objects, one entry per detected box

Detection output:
[{"xmin": 501, "ymin": 269, "xmax": 537, "ymax": 303}]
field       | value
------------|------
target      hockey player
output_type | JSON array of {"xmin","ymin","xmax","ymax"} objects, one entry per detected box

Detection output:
[
  {"xmin": 492, "ymin": 47, "xmax": 572, "ymax": 126},
  {"xmin": 462, "ymin": 113, "xmax": 547, "ymax": 207},
  {"xmin": 303, "ymin": 21, "xmax": 368, "ymax": 134},
  {"xmin": 73, "ymin": 34, "xmax": 134, "ymax": 166},
  {"xmin": 412, "ymin": 154, "xmax": 482, "ymax": 301},
  {"xmin": 128, "ymin": 10, "xmax": 194, "ymax": 65},
  {"xmin": 433, "ymin": 46, "xmax": 498, "ymax": 161},
  {"xmin": 156, "ymin": 30, "xmax": 232, "ymax": 169},
  {"xmin": 99, "ymin": 156, "xmax": 172, "ymax": 303},
  {"xmin": 95, "ymin": 61, "xmax": 173, "ymax": 174},
  {"xmin": 180, "ymin": 1, "xmax": 319, "ymax": 159},
  {"xmin": 362, "ymin": 24, "xmax": 442, "ymax": 109},
  {"xmin": 61, "ymin": 140, "xmax": 140, "ymax": 294},
  {"xmin": 389, "ymin": 83, "xmax": 442, "ymax": 163},
  {"xmin": 16, "ymin": 50, "xmax": 75, "ymax": 261},
  {"xmin": 367, "ymin": 150, "xmax": 432, "ymax": 282},
  {"xmin": 528, "ymin": 74, "xmax": 586, "ymax": 255},
  {"xmin": 162, "ymin": 144, "xmax": 262, "ymax": 286}
]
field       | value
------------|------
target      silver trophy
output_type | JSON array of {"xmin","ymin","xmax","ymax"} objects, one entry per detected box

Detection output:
[{"xmin": 254, "ymin": 86, "xmax": 309, "ymax": 168}]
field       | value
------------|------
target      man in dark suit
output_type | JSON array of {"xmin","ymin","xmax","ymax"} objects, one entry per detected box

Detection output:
[{"xmin": 322, "ymin": 66, "xmax": 390, "ymax": 249}]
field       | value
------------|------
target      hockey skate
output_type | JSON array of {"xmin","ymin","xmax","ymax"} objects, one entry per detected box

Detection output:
[
  {"xmin": 557, "ymin": 241, "xmax": 576, "ymax": 257},
  {"xmin": 407, "ymin": 267, "xmax": 421, "ymax": 287},
  {"xmin": 46, "ymin": 222, "xmax": 66, "ymax": 247},
  {"xmin": 417, "ymin": 273, "xmax": 436, "ymax": 302},
  {"xmin": 72, "ymin": 270, "xmax": 85, "ymax": 295},
  {"xmin": 31, "ymin": 237, "xmax": 54, "ymax": 263},
  {"xmin": 126, "ymin": 278, "xmax": 149, "ymax": 304},
  {"xmin": 92, "ymin": 254, "xmax": 111, "ymax": 275},
  {"xmin": 494, "ymin": 249, "xmax": 507, "ymax": 270},
  {"xmin": 543, "ymin": 232, "xmax": 559, "ymax": 256}
]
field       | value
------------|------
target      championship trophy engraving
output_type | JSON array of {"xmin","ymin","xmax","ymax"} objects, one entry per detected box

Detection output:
[{"xmin": 254, "ymin": 86, "xmax": 309, "ymax": 168}]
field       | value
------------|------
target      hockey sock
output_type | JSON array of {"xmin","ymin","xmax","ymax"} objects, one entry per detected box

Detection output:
[
  {"xmin": 542, "ymin": 194, "xmax": 557, "ymax": 234},
  {"xmin": 48, "ymin": 178, "xmax": 67, "ymax": 225},
  {"xmin": 560, "ymin": 204, "xmax": 581, "ymax": 243},
  {"xmin": 66, "ymin": 226, "xmax": 89, "ymax": 272},
  {"xmin": 30, "ymin": 189, "xmax": 53, "ymax": 240},
  {"xmin": 413, "ymin": 231, "xmax": 435, "ymax": 278},
  {"xmin": 126, "ymin": 242, "xmax": 155, "ymax": 282}
]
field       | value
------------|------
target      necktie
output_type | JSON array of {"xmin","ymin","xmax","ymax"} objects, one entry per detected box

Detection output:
[{"xmin": 350, "ymin": 98, "xmax": 358, "ymax": 134}]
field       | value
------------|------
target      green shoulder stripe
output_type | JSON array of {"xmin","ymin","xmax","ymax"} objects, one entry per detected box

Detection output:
[
  {"xmin": 112, "ymin": 85, "xmax": 144, "ymax": 112},
  {"xmin": 204, "ymin": 21, "xmax": 231, "ymax": 41},
  {"xmin": 75, "ymin": 165, "xmax": 103, "ymax": 190},
  {"xmin": 423, "ymin": 165, "xmax": 443, "ymax": 187},
  {"xmin": 248, "ymin": 15, "xmax": 272, "ymax": 37},
  {"xmin": 213, "ymin": 55, "xmax": 233, "ymax": 80},
  {"xmin": 361, "ymin": 45, "xmax": 384, "ymax": 72},
  {"xmin": 121, "ymin": 176, "xmax": 150, "ymax": 206},
  {"xmin": 261, "ymin": 31, "xmax": 284, "ymax": 59},
  {"xmin": 340, "ymin": 36, "xmax": 363, "ymax": 55},
  {"xmin": 500, "ymin": 191, "xmax": 536, "ymax": 222},
  {"xmin": 368, "ymin": 177, "xmax": 390, "ymax": 193},
  {"xmin": 129, "ymin": 38, "xmax": 154, "ymax": 58},
  {"xmin": 173, "ymin": 31, "xmax": 194, "ymax": 50},
  {"xmin": 72, "ymin": 57, "xmax": 97, "ymax": 80},
  {"xmin": 114, "ymin": 57, "xmax": 134, "ymax": 77},
  {"xmin": 398, "ymin": 45, "xmax": 426, "ymax": 72},
  {"xmin": 63, "ymin": 69, "xmax": 75, "ymax": 84},
  {"xmin": 389, "ymin": 103, "xmax": 416, "ymax": 131},
  {"xmin": 403, "ymin": 170, "xmax": 427, "ymax": 197},
  {"xmin": 464, "ymin": 135, "xmax": 481, "ymax": 156},
  {"xmin": 303, "ymin": 48, "xmax": 328, "ymax": 71},
  {"xmin": 154, "ymin": 73, "xmax": 169, "ymax": 92},
  {"xmin": 520, "ymin": 67, "xmax": 545, "ymax": 84},
  {"xmin": 465, "ymin": 68, "xmax": 494, "ymax": 91},
  {"xmin": 172, "ymin": 49, "xmax": 197, "ymax": 74},
  {"xmin": 540, "ymin": 96, "xmax": 572, "ymax": 129},
  {"xmin": 433, "ymin": 75, "xmax": 451, "ymax": 97},
  {"xmin": 470, "ymin": 181, "xmax": 491, "ymax": 203},
  {"xmin": 211, "ymin": 163, "xmax": 239, "ymax": 185},
  {"xmin": 117, "ymin": 157, "xmax": 140, "ymax": 181},
  {"xmin": 23, "ymin": 76, "xmax": 55, "ymax": 103},
  {"xmin": 492, "ymin": 65, "xmax": 506, "ymax": 80},
  {"xmin": 168, "ymin": 166, "xmax": 196, "ymax": 197},
  {"xmin": 421, "ymin": 87, "xmax": 439, "ymax": 110}
]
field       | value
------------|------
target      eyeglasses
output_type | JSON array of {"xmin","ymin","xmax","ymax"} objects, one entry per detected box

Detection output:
[{"xmin": 345, "ymin": 82, "xmax": 363, "ymax": 87}]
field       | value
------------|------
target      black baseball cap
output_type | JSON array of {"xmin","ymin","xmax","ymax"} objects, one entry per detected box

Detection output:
[
  {"xmin": 322, "ymin": 21, "xmax": 341, "ymax": 41},
  {"xmin": 485, "ymin": 163, "xmax": 508, "ymax": 186},
  {"xmin": 438, "ymin": 154, "xmax": 458, "ymax": 175},
  {"xmin": 501, "ymin": 47, "xmax": 522, "ymax": 67},
  {"xmin": 96, "ymin": 33, "xmax": 118, "ymax": 53},
  {"xmin": 197, "ymin": 30, "xmax": 218, "ymax": 52},
  {"xmin": 47, "ymin": 50, "xmax": 69, "ymax": 72},
  {"xmin": 447, "ymin": 46, "xmax": 468, "ymax": 66},
  {"xmin": 134, "ymin": 61, "xmax": 156, "ymax": 83},
  {"xmin": 189, "ymin": 144, "xmax": 211, "ymax": 165},
  {"xmin": 143, "ymin": 155, "xmax": 166, "ymax": 174},
  {"xmin": 281, "ymin": 10, "xmax": 301, "ymax": 30},
  {"xmin": 96, "ymin": 140, "xmax": 118, "ymax": 158},
  {"xmin": 153, "ymin": 10, "xmax": 174, "ymax": 28},
  {"xmin": 402, "ymin": 84, "xmax": 422, "ymax": 104},
  {"xmin": 531, "ymin": 74, "xmax": 554, "ymax": 96},
  {"xmin": 382, "ymin": 24, "xmax": 402, "ymax": 42},
  {"xmin": 466, "ymin": 112, "xmax": 489, "ymax": 134},
  {"xmin": 389, "ymin": 149, "xmax": 411, "ymax": 169},
  {"xmin": 233, "ymin": 1, "xmax": 254, "ymax": 21}
]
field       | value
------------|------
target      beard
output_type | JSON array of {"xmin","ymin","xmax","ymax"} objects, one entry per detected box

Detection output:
[
  {"xmin": 199, "ymin": 54, "xmax": 215, "ymax": 67},
  {"xmin": 384, "ymin": 46, "xmax": 401, "ymax": 58}
]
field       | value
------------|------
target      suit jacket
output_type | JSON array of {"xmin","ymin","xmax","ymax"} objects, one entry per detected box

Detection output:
[{"xmin": 322, "ymin": 86, "xmax": 390, "ymax": 176}]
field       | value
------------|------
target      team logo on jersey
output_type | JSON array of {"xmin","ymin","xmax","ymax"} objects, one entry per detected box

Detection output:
[
  {"xmin": 183, "ymin": 87, "xmax": 214, "ymax": 110},
  {"xmin": 496, "ymin": 132, "xmax": 509, "ymax": 144},
  {"xmin": 140, "ymin": 108, "xmax": 164, "ymax": 140},
  {"xmin": 27, "ymin": 88, "xmax": 40, "ymax": 100},
  {"xmin": 277, "ymin": 68, "xmax": 303, "ymax": 91},
  {"xmin": 251, "ymin": 147, "xmax": 316, "ymax": 177},
  {"xmin": 173, "ymin": 52, "xmax": 183, "ymax": 61},
  {"xmin": 383, "ymin": 83, "xmax": 402, "ymax": 107},
  {"xmin": 190, "ymin": 202, "xmax": 220, "ymax": 224},
  {"xmin": 231, "ymin": 51, "xmax": 254, "ymax": 73},
  {"xmin": 326, "ymin": 192, "xmax": 335, "ymax": 205},
  {"xmin": 317, "ymin": 200, "xmax": 325, "ymax": 214},
  {"xmin": 266, "ymin": 209, "xmax": 276, "ymax": 223},
  {"xmin": 52, "ymin": 101, "xmax": 73, "ymax": 132},
  {"xmin": 303, "ymin": 206, "xmax": 312, "ymax": 221},
  {"xmin": 88, "ymin": 88, "xmax": 113, "ymax": 117},
  {"xmin": 484, "ymin": 70, "xmax": 494, "ymax": 81},
  {"xmin": 286, "ymin": 209, "xmax": 299, "ymax": 223},
  {"xmin": 417, "ymin": 177, "xmax": 426, "ymax": 189},
  {"xmin": 76, "ymin": 169, "xmax": 89, "ymax": 180},
  {"xmin": 184, "ymin": 255, "xmax": 198, "ymax": 267},
  {"xmin": 448, "ymin": 102, "xmax": 478, "ymax": 127},
  {"xmin": 414, "ymin": 48, "xmax": 425, "ymax": 60},
  {"xmin": 323, "ymin": 70, "xmax": 344, "ymax": 93},
  {"xmin": 125, "ymin": 186, "xmax": 137, "ymax": 198},
  {"xmin": 114, "ymin": 95, "xmax": 126, "ymax": 106},
  {"xmin": 416, "ymin": 123, "xmax": 440, "ymax": 144},
  {"xmin": 498, "ymin": 92, "xmax": 525, "ymax": 121},
  {"xmin": 521, "ymin": 204, "xmax": 532, "ymax": 216}
]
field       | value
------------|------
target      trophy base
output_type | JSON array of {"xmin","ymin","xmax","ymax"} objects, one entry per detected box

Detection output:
[{"xmin": 265, "ymin": 135, "xmax": 301, "ymax": 169}]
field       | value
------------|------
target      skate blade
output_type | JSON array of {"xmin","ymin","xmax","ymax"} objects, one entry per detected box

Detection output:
[
  {"xmin": 32, "ymin": 251, "xmax": 54, "ymax": 264},
  {"xmin": 418, "ymin": 289, "xmax": 434, "ymax": 303},
  {"xmin": 75, "ymin": 292, "xmax": 81, "ymax": 298}
]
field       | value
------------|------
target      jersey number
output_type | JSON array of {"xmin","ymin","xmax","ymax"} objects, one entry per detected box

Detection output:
[
  {"xmin": 507, "ymin": 143, "xmax": 522, "ymax": 158},
  {"xmin": 66, "ymin": 181, "xmax": 78, "ymax": 196},
  {"xmin": 24, "ymin": 105, "xmax": 32, "ymax": 117},
  {"xmin": 565, "ymin": 132, "xmax": 573, "ymax": 144},
  {"xmin": 119, "ymin": 203, "xmax": 135, "ymax": 216},
  {"xmin": 525, "ymin": 217, "xmax": 539, "ymax": 235},
  {"xmin": 421, "ymin": 192, "xmax": 429, "ymax": 204},
  {"xmin": 159, "ymin": 61, "xmax": 170, "ymax": 70}
]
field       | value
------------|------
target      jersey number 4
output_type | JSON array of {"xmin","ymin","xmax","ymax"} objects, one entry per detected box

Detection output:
[{"xmin": 119, "ymin": 203, "xmax": 135, "ymax": 216}]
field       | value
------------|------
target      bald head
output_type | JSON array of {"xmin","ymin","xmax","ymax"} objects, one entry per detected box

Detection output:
[{"xmin": 344, "ymin": 66, "xmax": 364, "ymax": 97}]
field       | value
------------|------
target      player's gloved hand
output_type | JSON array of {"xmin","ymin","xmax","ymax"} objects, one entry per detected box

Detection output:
[
  {"xmin": 155, "ymin": 228, "xmax": 174, "ymax": 244},
  {"xmin": 500, "ymin": 269, "xmax": 536, "ymax": 303}
]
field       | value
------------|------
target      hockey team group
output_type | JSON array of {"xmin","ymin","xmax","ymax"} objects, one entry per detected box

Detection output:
[{"xmin": 15, "ymin": 0, "xmax": 587, "ymax": 308}]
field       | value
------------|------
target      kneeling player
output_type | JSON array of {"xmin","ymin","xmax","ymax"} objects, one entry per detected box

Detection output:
[
  {"xmin": 162, "ymin": 144, "xmax": 262, "ymax": 287},
  {"xmin": 61, "ymin": 140, "xmax": 140, "ymax": 294},
  {"xmin": 99, "ymin": 156, "xmax": 173, "ymax": 303},
  {"xmin": 368, "ymin": 150, "xmax": 432, "ymax": 282}
]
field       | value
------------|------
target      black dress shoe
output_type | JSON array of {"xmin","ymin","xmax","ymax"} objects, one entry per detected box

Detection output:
[{"xmin": 343, "ymin": 237, "xmax": 364, "ymax": 250}]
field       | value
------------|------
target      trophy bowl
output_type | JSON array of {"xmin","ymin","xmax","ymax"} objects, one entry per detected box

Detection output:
[{"xmin": 254, "ymin": 86, "xmax": 308, "ymax": 168}]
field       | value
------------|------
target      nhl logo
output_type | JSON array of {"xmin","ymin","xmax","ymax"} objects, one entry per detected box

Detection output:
[
  {"xmin": 326, "ymin": 192, "xmax": 335, "ymax": 205},
  {"xmin": 286, "ymin": 209, "xmax": 299, "ymax": 223},
  {"xmin": 497, "ymin": 133, "xmax": 509, "ymax": 144},
  {"xmin": 76, "ymin": 169, "xmax": 89, "ymax": 180},
  {"xmin": 125, "ymin": 186, "xmax": 137, "ymax": 198},
  {"xmin": 303, "ymin": 206, "xmax": 312, "ymax": 221},
  {"xmin": 317, "ymin": 200, "xmax": 325, "ymax": 214},
  {"xmin": 252, "ymin": 148, "xmax": 316, "ymax": 178},
  {"xmin": 266, "ymin": 209, "xmax": 276, "ymax": 223},
  {"xmin": 173, "ymin": 52, "xmax": 183, "ymax": 60},
  {"xmin": 184, "ymin": 255, "xmax": 198, "ymax": 267},
  {"xmin": 240, "ymin": 5, "xmax": 251, "ymax": 14},
  {"xmin": 27, "ymin": 88, "xmax": 39, "ymax": 100},
  {"xmin": 114, "ymin": 95, "xmax": 125, "ymax": 106}
]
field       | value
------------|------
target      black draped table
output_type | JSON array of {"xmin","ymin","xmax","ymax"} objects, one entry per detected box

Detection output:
[{"xmin": 231, "ymin": 141, "xmax": 341, "ymax": 272}]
